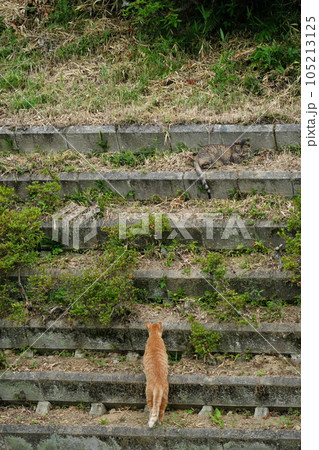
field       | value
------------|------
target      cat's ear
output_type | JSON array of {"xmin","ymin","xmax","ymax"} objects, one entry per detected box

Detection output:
[{"xmin": 145, "ymin": 322, "xmax": 150, "ymax": 329}]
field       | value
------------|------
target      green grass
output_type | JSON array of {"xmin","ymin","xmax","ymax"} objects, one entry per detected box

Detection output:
[{"xmin": 0, "ymin": 4, "xmax": 300, "ymax": 125}]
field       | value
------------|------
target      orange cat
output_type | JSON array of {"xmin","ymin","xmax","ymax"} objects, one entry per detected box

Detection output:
[{"xmin": 143, "ymin": 322, "xmax": 169, "ymax": 428}]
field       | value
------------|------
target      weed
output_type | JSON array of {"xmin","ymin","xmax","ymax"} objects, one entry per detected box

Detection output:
[
  {"xmin": 97, "ymin": 131, "xmax": 109, "ymax": 152},
  {"xmin": 198, "ymin": 252, "xmax": 227, "ymax": 282},
  {"xmin": 0, "ymin": 351, "xmax": 7, "ymax": 369},
  {"xmin": 280, "ymin": 193, "xmax": 301, "ymax": 285},
  {"xmin": 209, "ymin": 408, "xmax": 224, "ymax": 429},
  {"xmin": 100, "ymin": 418, "xmax": 108, "ymax": 425},
  {"xmin": 168, "ymin": 352, "xmax": 181, "ymax": 363},
  {"xmin": 104, "ymin": 147, "xmax": 157, "ymax": 168},
  {"xmin": 0, "ymin": 187, "xmax": 43, "ymax": 275},
  {"xmin": 26, "ymin": 181, "xmax": 61, "ymax": 213},
  {"xmin": 188, "ymin": 316, "xmax": 220, "ymax": 359},
  {"xmin": 49, "ymin": 0, "xmax": 79, "ymax": 27},
  {"xmin": 280, "ymin": 415, "xmax": 293, "ymax": 428},
  {"xmin": 167, "ymin": 287, "xmax": 186, "ymax": 303},
  {"xmin": 14, "ymin": 225, "xmax": 140, "ymax": 324},
  {"xmin": 279, "ymin": 144, "xmax": 301, "ymax": 157},
  {"xmin": 250, "ymin": 41, "xmax": 300, "ymax": 78}
]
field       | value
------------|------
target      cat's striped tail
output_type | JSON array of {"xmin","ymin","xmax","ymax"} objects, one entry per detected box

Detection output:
[
  {"xmin": 194, "ymin": 159, "xmax": 212, "ymax": 199},
  {"xmin": 148, "ymin": 387, "xmax": 163, "ymax": 428}
]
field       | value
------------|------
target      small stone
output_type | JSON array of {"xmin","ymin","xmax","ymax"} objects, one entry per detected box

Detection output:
[
  {"xmin": 89, "ymin": 403, "xmax": 106, "ymax": 417},
  {"xmin": 112, "ymin": 358, "xmax": 120, "ymax": 364},
  {"xmin": 198, "ymin": 405, "xmax": 213, "ymax": 417},
  {"xmin": 184, "ymin": 300, "xmax": 195, "ymax": 313},
  {"xmin": 126, "ymin": 352, "xmax": 140, "ymax": 362},
  {"xmin": 36, "ymin": 401, "xmax": 51, "ymax": 415},
  {"xmin": 254, "ymin": 407, "xmax": 269, "ymax": 419},
  {"xmin": 291, "ymin": 354, "xmax": 301, "ymax": 364},
  {"xmin": 23, "ymin": 349, "xmax": 34, "ymax": 358},
  {"xmin": 74, "ymin": 349, "xmax": 85, "ymax": 358}
]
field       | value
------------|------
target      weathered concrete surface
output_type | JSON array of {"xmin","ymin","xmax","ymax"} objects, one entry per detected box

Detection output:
[
  {"xmin": 65, "ymin": 125, "xmax": 118, "ymax": 154},
  {"xmin": 0, "ymin": 425, "xmax": 301, "ymax": 450},
  {"xmin": 274, "ymin": 124, "xmax": 301, "ymax": 149},
  {"xmin": 0, "ymin": 320, "xmax": 301, "ymax": 355},
  {"xmin": 41, "ymin": 218, "xmax": 288, "ymax": 250},
  {"xmin": 14, "ymin": 126, "xmax": 68, "ymax": 153},
  {"xmin": 8, "ymin": 267, "xmax": 300, "ymax": 302},
  {"xmin": 0, "ymin": 124, "xmax": 301, "ymax": 154},
  {"xmin": 0, "ymin": 372, "xmax": 300, "ymax": 409},
  {"xmin": 133, "ymin": 269, "xmax": 300, "ymax": 301},
  {"xmin": 0, "ymin": 171, "xmax": 300, "ymax": 200},
  {"xmin": 212, "ymin": 124, "xmax": 276, "ymax": 151},
  {"xmin": 116, "ymin": 124, "xmax": 166, "ymax": 151}
]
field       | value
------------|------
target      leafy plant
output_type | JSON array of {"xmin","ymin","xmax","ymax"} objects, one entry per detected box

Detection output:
[
  {"xmin": 26, "ymin": 181, "xmax": 61, "ymax": 213},
  {"xmin": 188, "ymin": 316, "xmax": 220, "ymax": 359},
  {"xmin": 12, "ymin": 225, "xmax": 140, "ymax": 324},
  {"xmin": 250, "ymin": 41, "xmax": 300, "ymax": 77},
  {"xmin": 104, "ymin": 147, "xmax": 157, "ymax": 168},
  {"xmin": 209, "ymin": 408, "xmax": 224, "ymax": 429},
  {"xmin": 280, "ymin": 193, "xmax": 301, "ymax": 285},
  {"xmin": 0, "ymin": 187, "xmax": 43, "ymax": 274}
]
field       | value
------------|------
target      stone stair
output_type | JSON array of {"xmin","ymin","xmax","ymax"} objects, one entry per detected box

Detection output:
[{"xmin": 0, "ymin": 126, "xmax": 301, "ymax": 449}]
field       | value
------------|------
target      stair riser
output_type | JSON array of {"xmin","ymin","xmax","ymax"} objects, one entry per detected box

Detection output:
[
  {"xmin": 0, "ymin": 373, "xmax": 300, "ymax": 409},
  {"xmin": 0, "ymin": 425, "xmax": 301, "ymax": 450},
  {"xmin": 0, "ymin": 172, "xmax": 300, "ymax": 200},
  {"xmin": 0, "ymin": 321, "xmax": 300, "ymax": 355}
]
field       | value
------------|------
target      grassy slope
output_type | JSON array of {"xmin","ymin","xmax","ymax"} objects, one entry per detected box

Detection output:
[{"xmin": 0, "ymin": 1, "xmax": 300, "ymax": 126}]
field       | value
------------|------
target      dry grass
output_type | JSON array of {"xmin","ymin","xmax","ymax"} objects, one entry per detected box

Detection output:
[
  {"xmin": 0, "ymin": 404, "xmax": 301, "ymax": 430},
  {"xmin": 0, "ymin": 3, "xmax": 300, "ymax": 126},
  {"xmin": 0, "ymin": 148, "xmax": 301, "ymax": 175},
  {"xmin": 4, "ymin": 352, "xmax": 300, "ymax": 377}
]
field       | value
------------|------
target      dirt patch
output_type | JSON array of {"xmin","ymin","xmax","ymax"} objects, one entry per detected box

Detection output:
[
  {"xmin": 130, "ymin": 303, "xmax": 301, "ymax": 325},
  {"xmin": 0, "ymin": 405, "xmax": 301, "ymax": 430},
  {"xmin": 36, "ymin": 249, "xmax": 283, "ymax": 274},
  {"xmin": 136, "ymin": 251, "xmax": 283, "ymax": 274},
  {"xmin": 3, "ymin": 351, "xmax": 300, "ymax": 378}
]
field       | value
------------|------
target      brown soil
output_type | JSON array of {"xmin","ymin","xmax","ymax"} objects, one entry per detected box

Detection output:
[
  {"xmin": 0, "ymin": 405, "xmax": 301, "ymax": 430},
  {"xmin": 130, "ymin": 303, "xmax": 301, "ymax": 325}
]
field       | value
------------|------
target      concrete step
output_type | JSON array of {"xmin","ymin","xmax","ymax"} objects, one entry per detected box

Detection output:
[
  {"xmin": 0, "ymin": 372, "xmax": 300, "ymax": 410},
  {"xmin": 0, "ymin": 171, "xmax": 300, "ymax": 200},
  {"xmin": 0, "ymin": 123, "xmax": 301, "ymax": 153},
  {"xmin": 0, "ymin": 320, "xmax": 300, "ymax": 356},
  {"xmin": 0, "ymin": 424, "xmax": 301, "ymax": 449},
  {"xmin": 10, "ymin": 266, "xmax": 300, "ymax": 301},
  {"xmin": 42, "ymin": 217, "xmax": 288, "ymax": 250}
]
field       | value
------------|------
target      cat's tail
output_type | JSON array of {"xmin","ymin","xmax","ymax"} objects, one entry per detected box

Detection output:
[
  {"xmin": 194, "ymin": 158, "xmax": 212, "ymax": 199},
  {"xmin": 148, "ymin": 387, "xmax": 163, "ymax": 428}
]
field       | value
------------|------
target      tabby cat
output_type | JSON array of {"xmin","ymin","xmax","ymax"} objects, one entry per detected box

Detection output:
[
  {"xmin": 143, "ymin": 322, "xmax": 169, "ymax": 428},
  {"xmin": 193, "ymin": 139, "xmax": 250, "ymax": 198}
]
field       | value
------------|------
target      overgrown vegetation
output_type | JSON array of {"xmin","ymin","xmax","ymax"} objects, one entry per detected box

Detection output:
[
  {"xmin": 188, "ymin": 316, "xmax": 220, "ymax": 359},
  {"xmin": 0, "ymin": 186, "xmax": 44, "ymax": 274},
  {"xmin": 0, "ymin": 222, "xmax": 141, "ymax": 324},
  {"xmin": 280, "ymin": 192, "xmax": 301, "ymax": 286},
  {"xmin": 0, "ymin": 0, "xmax": 300, "ymax": 124}
]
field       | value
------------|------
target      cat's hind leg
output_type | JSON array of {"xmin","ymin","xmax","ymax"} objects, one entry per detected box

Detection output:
[{"xmin": 158, "ymin": 395, "xmax": 168, "ymax": 425}]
